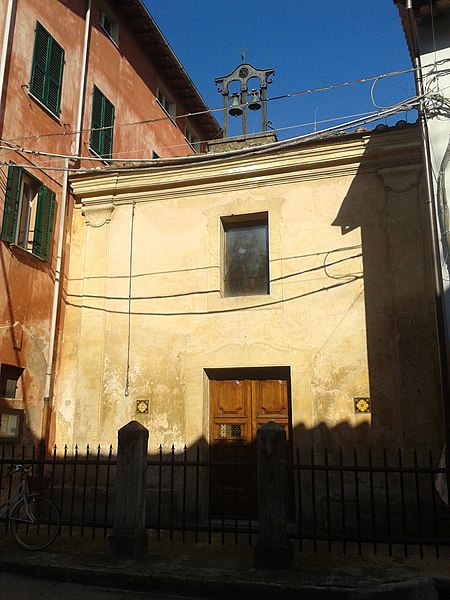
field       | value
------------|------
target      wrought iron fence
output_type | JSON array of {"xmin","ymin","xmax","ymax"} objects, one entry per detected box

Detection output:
[
  {"xmin": 0, "ymin": 442, "xmax": 449, "ymax": 557},
  {"xmin": 0, "ymin": 443, "xmax": 116, "ymax": 539},
  {"xmin": 291, "ymin": 447, "xmax": 450, "ymax": 558}
]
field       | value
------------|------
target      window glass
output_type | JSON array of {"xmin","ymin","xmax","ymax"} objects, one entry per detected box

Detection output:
[
  {"xmin": 0, "ymin": 364, "xmax": 24, "ymax": 398},
  {"xmin": 90, "ymin": 86, "xmax": 115, "ymax": 159},
  {"xmin": 99, "ymin": 7, "xmax": 119, "ymax": 44},
  {"xmin": 0, "ymin": 409, "xmax": 23, "ymax": 442},
  {"xmin": 0, "ymin": 166, "xmax": 55, "ymax": 260},
  {"xmin": 185, "ymin": 129, "xmax": 200, "ymax": 152},
  {"xmin": 157, "ymin": 88, "xmax": 176, "ymax": 122},
  {"xmin": 17, "ymin": 175, "xmax": 39, "ymax": 252},
  {"xmin": 223, "ymin": 215, "xmax": 269, "ymax": 297}
]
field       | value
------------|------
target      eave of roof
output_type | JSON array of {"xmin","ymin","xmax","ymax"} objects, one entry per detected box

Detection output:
[
  {"xmin": 394, "ymin": 0, "xmax": 450, "ymax": 55},
  {"xmin": 70, "ymin": 121, "xmax": 419, "ymax": 179},
  {"xmin": 69, "ymin": 124, "xmax": 422, "ymax": 207},
  {"xmin": 112, "ymin": 0, "xmax": 221, "ymax": 140}
]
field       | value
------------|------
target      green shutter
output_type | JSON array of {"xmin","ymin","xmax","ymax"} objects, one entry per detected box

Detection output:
[
  {"xmin": 47, "ymin": 39, "xmax": 64, "ymax": 115},
  {"xmin": 1, "ymin": 166, "xmax": 22, "ymax": 243},
  {"xmin": 90, "ymin": 86, "xmax": 103, "ymax": 156},
  {"xmin": 43, "ymin": 190, "xmax": 55, "ymax": 261},
  {"xmin": 33, "ymin": 185, "xmax": 55, "ymax": 260},
  {"xmin": 102, "ymin": 97, "xmax": 115, "ymax": 159},
  {"xmin": 90, "ymin": 86, "xmax": 115, "ymax": 159},
  {"xmin": 30, "ymin": 22, "xmax": 64, "ymax": 116},
  {"xmin": 30, "ymin": 22, "xmax": 49, "ymax": 101}
]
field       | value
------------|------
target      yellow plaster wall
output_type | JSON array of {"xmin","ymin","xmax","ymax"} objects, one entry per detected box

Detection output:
[{"xmin": 56, "ymin": 127, "xmax": 443, "ymax": 453}]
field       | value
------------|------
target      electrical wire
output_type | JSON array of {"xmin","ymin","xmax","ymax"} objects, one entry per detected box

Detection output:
[
  {"xmin": 1, "ymin": 63, "xmax": 441, "ymax": 167},
  {"xmin": 0, "ymin": 101, "xmax": 421, "ymax": 174},
  {"xmin": 263, "ymin": 110, "xmax": 380, "ymax": 134},
  {"xmin": 429, "ymin": 0, "xmax": 440, "ymax": 92},
  {"xmin": 4, "ymin": 80, "xmax": 447, "ymax": 174},
  {"xmin": 1, "ymin": 65, "xmax": 421, "ymax": 147},
  {"xmin": 273, "ymin": 67, "xmax": 415, "ymax": 104},
  {"xmin": 0, "ymin": 94, "xmax": 425, "ymax": 169},
  {"xmin": 124, "ymin": 202, "xmax": 135, "ymax": 398}
]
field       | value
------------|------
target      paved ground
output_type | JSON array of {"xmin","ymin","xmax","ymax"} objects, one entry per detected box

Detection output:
[
  {"xmin": 1, "ymin": 531, "xmax": 450, "ymax": 599},
  {"xmin": 0, "ymin": 572, "xmax": 197, "ymax": 600}
]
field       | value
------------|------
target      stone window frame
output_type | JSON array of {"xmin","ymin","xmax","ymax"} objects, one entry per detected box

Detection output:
[
  {"xmin": 221, "ymin": 211, "xmax": 269, "ymax": 297},
  {"xmin": 99, "ymin": 5, "xmax": 119, "ymax": 45},
  {"xmin": 205, "ymin": 195, "xmax": 284, "ymax": 312},
  {"xmin": 0, "ymin": 408, "xmax": 24, "ymax": 443}
]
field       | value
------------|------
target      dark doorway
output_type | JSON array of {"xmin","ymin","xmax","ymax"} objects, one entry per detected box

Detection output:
[{"xmin": 207, "ymin": 367, "xmax": 292, "ymax": 517}]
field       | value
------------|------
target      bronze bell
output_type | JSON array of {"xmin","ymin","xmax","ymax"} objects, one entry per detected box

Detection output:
[
  {"xmin": 229, "ymin": 93, "xmax": 243, "ymax": 117},
  {"xmin": 248, "ymin": 90, "xmax": 261, "ymax": 111}
]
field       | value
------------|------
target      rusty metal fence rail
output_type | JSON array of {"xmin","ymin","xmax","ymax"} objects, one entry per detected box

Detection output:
[
  {"xmin": 291, "ymin": 447, "xmax": 450, "ymax": 558},
  {"xmin": 146, "ymin": 445, "xmax": 258, "ymax": 546},
  {"xmin": 0, "ymin": 443, "xmax": 449, "ymax": 557},
  {"xmin": 0, "ymin": 443, "xmax": 116, "ymax": 538}
]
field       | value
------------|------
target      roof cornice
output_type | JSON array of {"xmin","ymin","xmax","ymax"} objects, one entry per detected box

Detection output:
[
  {"xmin": 394, "ymin": 0, "xmax": 450, "ymax": 56},
  {"xmin": 112, "ymin": 0, "xmax": 221, "ymax": 139},
  {"xmin": 70, "ymin": 126, "xmax": 422, "ymax": 206}
]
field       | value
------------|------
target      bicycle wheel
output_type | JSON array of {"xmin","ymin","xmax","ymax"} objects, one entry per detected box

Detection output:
[{"xmin": 10, "ymin": 495, "xmax": 60, "ymax": 550}]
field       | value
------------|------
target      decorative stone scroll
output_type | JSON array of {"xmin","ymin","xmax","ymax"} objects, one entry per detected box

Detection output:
[
  {"xmin": 82, "ymin": 203, "xmax": 115, "ymax": 227},
  {"xmin": 377, "ymin": 165, "xmax": 421, "ymax": 194}
]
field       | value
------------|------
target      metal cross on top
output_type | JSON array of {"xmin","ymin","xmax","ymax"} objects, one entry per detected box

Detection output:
[{"xmin": 215, "ymin": 63, "xmax": 275, "ymax": 138}]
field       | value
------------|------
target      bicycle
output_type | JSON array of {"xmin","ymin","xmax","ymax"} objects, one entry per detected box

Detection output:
[{"xmin": 0, "ymin": 464, "xmax": 60, "ymax": 550}]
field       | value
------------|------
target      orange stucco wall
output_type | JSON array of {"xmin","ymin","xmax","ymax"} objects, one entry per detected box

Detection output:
[{"xmin": 0, "ymin": 0, "xmax": 207, "ymax": 446}]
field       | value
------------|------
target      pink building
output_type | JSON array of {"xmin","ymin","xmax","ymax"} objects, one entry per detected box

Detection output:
[{"xmin": 0, "ymin": 0, "xmax": 220, "ymax": 447}]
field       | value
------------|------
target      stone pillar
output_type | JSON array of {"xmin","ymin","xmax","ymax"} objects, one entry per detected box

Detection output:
[
  {"xmin": 377, "ymin": 165, "xmax": 443, "ymax": 449},
  {"xmin": 254, "ymin": 421, "xmax": 294, "ymax": 569},
  {"xmin": 107, "ymin": 421, "xmax": 148, "ymax": 557}
]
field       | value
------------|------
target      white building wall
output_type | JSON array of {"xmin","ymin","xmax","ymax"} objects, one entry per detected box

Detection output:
[{"xmin": 418, "ymin": 10, "xmax": 450, "ymax": 324}]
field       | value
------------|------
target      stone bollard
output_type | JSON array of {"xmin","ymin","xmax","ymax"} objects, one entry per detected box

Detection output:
[
  {"xmin": 253, "ymin": 421, "xmax": 294, "ymax": 569},
  {"xmin": 106, "ymin": 421, "xmax": 149, "ymax": 558}
]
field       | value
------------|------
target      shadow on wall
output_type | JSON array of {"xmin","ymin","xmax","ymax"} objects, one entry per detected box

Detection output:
[
  {"xmin": 1, "ymin": 418, "xmax": 448, "ymax": 551},
  {"xmin": 57, "ymin": 130, "xmax": 446, "ymax": 458},
  {"xmin": 332, "ymin": 129, "xmax": 444, "ymax": 454},
  {"xmin": 0, "ymin": 240, "xmax": 56, "ymax": 450}
]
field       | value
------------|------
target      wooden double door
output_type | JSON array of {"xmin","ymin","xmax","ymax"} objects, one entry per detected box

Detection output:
[{"xmin": 209, "ymin": 377, "xmax": 291, "ymax": 517}]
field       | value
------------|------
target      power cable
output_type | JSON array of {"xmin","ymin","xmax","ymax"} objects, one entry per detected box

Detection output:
[
  {"xmin": 0, "ymin": 94, "xmax": 425, "ymax": 168},
  {"xmin": 124, "ymin": 202, "xmax": 135, "ymax": 398},
  {"xmin": 0, "ymin": 65, "xmax": 422, "ymax": 146}
]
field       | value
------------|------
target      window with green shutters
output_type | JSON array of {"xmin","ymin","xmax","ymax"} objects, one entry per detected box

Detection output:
[
  {"xmin": 29, "ymin": 21, "xmax": 64, "ymax": 116},
  {"xmin": 90, "ymin": 86, "xmax": 115, "ymax": 159},
  {"xmin": 1, "ymin": 166, "xmax": 55, "ymax": 261}
]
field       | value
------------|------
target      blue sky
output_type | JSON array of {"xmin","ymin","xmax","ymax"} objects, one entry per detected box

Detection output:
[{"xmin": 146, "ymin": 1, "xmax": 415, "ymax": 141}]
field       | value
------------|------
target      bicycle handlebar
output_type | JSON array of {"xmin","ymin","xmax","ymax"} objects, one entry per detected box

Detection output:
[{"xmin": 8, "ymin": 465, "xmax": 32, "ymax": 476}]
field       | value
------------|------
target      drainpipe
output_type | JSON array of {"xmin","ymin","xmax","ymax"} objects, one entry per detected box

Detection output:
[
  {"xmin": 404, "ymin": 1, "xmax": 450, "ymax": 486},
  {"xmin": 41, "ymin": 0, "xmax": 91, "ymax": 444},
  {"xmin": 41, "ymin": 158, "xmax": 70, "ymax": 446},
  {"xmin": 0, "ymin": 0, "xmax": 15, "ymax": 136},
  {"xmin": 75, "ymin": 0, "xmax": 91, "ymax": 156},
  {"xmin": 438, "ymin": 135, "xmax": 450, "ymax": 249}
]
